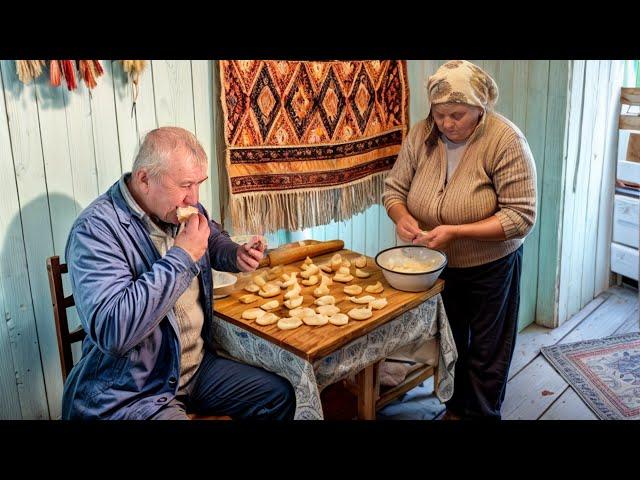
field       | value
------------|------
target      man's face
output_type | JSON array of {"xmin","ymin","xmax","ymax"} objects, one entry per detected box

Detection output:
[{"xmin": 142, "ymin": 147, "xmax": 209, "ymax": 224}]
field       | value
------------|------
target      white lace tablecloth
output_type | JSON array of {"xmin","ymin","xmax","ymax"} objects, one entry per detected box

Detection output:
[{"xmin": 212, "ymin": 294, "xmax": 457, "ymax": 420}]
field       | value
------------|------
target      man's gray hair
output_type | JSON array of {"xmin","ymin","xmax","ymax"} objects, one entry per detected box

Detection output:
[{"xmin": 132, "ymin": 127, "xmax": 207, "ymax": 178}]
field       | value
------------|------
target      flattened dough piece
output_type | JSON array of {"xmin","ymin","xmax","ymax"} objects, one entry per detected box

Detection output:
[
  {"xmin": 355, "ymin": 268, "xmax": 371, "ymax": 278},
  {"xmin": 313, "ymin": 285, "xmax": 331, "ymax": 297},
  {"xmin": 277, "ymin": 317, "xmax": 303, "ymax": 330},
  {"xmin": 242, "ymin": 308, "xmax": 266, "ymax": 320},
  {"xmin": 239, "ymin": 294, "xmax": 260, "ymax": 304},
  {"xmin": 330, "ymin": 254, "xmax": 342, "ymax": 272},
  {"xmin": 282, "ymin": 272, "xmax": 298, "ymax": 287},
  {"xmin": 314, "ymin": 295, "xmax": 336, "ymax": 306},
  {"xmin": 300, "ymin": 264, "xmax": 319, "ymax": 278},
  {"xmin": 260, "ymin": 300, "xmax": 279, "ymax": 311},
  {"xmin": 283, "ymin": 296, "xmax": 304, "ymax": 309},
  {"xmin": 316, "ymin": 305, "xmax": 340, "ymax": 316},
  {"xmin": 266, "ymin": 266, "xmax": 283, "ymax": 280},
  {"xmin": 301, "ymin": 275, "xmax": 319, "ymax": 286},
  {"xmin": 258, "ymin": 284, "xmax": 281, "ymax": 297},
  {"xmin": 328, "ymin": 313, "xmax": 349, "ymax": 326},
  {"xmin": 289, "ymin": 307, "xmax": 315, "ymax": 318},
  {"xmin": 284, "ymin": 284, "xmax": 302, "ymax": 299},
  {"xmin": 365, "ymin": 281, "xmax": 384, "ymax": 294},
  {"xmin": 348, "ymin": 295, "xmax": 376, "ymax": 304},
  {"xmin": 343, "ymin": 284, "xmax": 363, "ymax": 296},
  {"xmin": 302, "ymin": 313, "xmax": 329, "ymax": 326},
  {"xmin": 347, "ymin": 307, "xmax": 373, "ymax": 320},
  {"xmin": 256, "ymin": 312, "xmax": 280, "ymax": 326},
  {"xmin": 354, "ymin": 256, "xmax": 367, "ymax": 268},
  {"xmin": 369, "ymin": 297, "xmax": 388, "ymax": 310},
  {"xmin": 333, "ymin": 274, "xmax": 354, "ymax": 283}
]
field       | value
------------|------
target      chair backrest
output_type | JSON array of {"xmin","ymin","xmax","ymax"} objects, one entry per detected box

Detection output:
[
  {"xmin": 45, "ymin": 255, "xmax": 231, "ymax": 420},
  {"xmin": 46, "ymin": 255, "xmax": 85, "ymax": 382}
]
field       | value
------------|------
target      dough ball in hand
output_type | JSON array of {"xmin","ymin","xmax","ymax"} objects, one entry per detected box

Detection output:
[{"xmin": 176, "ymin": 206, "xmax": 199, "ymax": 223}]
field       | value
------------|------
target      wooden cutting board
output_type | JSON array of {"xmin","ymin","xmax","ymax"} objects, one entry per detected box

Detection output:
[{"xmin": 213, "ymin": 248, "xmax": 444, "ymax": 362}]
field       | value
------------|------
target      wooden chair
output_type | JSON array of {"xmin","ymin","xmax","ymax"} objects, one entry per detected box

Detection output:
[
  {"xmin": 46, "ymin": 255, "xmax": 84, "ymax": 383},
  {"xmin": 46, "ymin": 255, "xmax": 230, "ymax": 420}
]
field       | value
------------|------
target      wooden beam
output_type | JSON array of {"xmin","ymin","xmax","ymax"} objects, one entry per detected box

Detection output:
[
  {"xmin": 620, "ymin": 88, "xmax": 640, "ymax": 105},
  {"xmin": 356, "ymin": 363, "xmax": 376, "ymax": 420},
  {"xmin": 376, "ymin": 365, "xmax": 434, "ymax": 410}
]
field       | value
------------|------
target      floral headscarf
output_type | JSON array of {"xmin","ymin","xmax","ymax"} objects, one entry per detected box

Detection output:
[
  {"xmin": 423, "ymin": 60, "xmax": 499, "ymax": 151},
  {"xmin": 427, "ymin": 60, "xmax": 499, "ymax": 110}
]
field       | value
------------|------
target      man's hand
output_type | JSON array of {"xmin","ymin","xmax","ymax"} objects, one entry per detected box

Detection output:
[
  {"xmin": 174, "ymin": 213, "xmax": 210, "ymax": 262},
  {"xmin": 413, "ymin": 225, "xmax": 459, "ymax": 250},
  {"xmin": 237, "ymin": 235, "xmax": 267, "ymax": 272},
  {"xmin": 396, "ymin": 214, "xmax": 422, "ymax": 243}
]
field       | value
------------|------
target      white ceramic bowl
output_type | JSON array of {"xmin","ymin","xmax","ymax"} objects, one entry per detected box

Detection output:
[
  {"xmin": 212, "ymin": 270, "xmax": 238, "ymax": 299},
  {"xmin": 375, "ymin": 246, "xmax": 447, "ymax": 292}
]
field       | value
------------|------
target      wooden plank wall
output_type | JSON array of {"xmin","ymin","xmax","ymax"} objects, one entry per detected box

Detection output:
[
  {"xmin": 556, "ymin": 61, "xmax": 626, "ymax": 326},
  {"xmin": 0, "ymin": 60, "xmax": 221, "ymax": 419},
  {"xmin": 623, "ymin": 60, "xmax": 640, "ymax": 87}
]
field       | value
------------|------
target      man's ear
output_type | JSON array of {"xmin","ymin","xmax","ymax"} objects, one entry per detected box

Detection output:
[{"xmin": 135, "ymin": 169, "xmax": 151, "ymax": 193}]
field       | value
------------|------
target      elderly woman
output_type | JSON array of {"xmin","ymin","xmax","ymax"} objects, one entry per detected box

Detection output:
[{"xmin": 383, "ymin": 60, "xmax": 537, "ymax": 420}]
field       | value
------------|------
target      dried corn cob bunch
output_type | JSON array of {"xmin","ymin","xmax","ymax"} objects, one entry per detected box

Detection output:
[
  {"xmin": 49, "ymin": 60, "xmax": 62, "ymax": 87},
  {"xmin": 78, "ymin": 60, "xmax": 104, "ymax": 89},
  {"xmin": 60, "ymin": 60, "xmax": 77, "ymax": 91},
  {"xmin": 121, "ymin": 60, "xmax": 147, "ymax": 105},
  {"xmin": 15, "ymin": 60, "xmax": 46, "ymax": 84}
]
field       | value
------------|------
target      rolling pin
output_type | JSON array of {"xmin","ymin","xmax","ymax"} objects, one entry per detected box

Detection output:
[{"xmin": 258, "ymin": 239, "xmax": 344, "ymax": 267}]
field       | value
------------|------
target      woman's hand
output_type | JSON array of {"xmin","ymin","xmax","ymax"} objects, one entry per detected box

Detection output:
[
  {"xmin": 413, "ymin": 225, "xmax": 459, "ymax": 250},
  {"xmin": 396, "ymin": 214, "xmax": 422, "ymax": 243}
]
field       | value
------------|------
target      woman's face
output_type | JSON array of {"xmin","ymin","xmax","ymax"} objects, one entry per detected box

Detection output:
[{"xmin": 432, "ymin": 103, "xmax": 483, "ymax": 143}]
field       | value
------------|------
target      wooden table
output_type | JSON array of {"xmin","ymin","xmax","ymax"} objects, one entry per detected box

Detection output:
[{"xmin": 213, "ymin": 248, "xmax": 445, "ymax": 419}]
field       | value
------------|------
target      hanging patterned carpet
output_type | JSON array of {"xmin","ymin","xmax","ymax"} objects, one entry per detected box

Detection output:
[
  {"xmin": 219, "ymin": 60, "xmax": 409, "ymax": 234},
  {"xmin": 541, "ymin": 332, "xmax": 640, "ymax": 420}
]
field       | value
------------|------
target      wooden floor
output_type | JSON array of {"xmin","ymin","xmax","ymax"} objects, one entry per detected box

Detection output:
[{"xmin": 377, "ymin": 284, "xmax": 639, "ymax": 420}]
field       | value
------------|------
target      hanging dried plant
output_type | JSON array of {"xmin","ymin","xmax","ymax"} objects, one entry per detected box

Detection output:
[
  {"xmin": 121, "ymin": 60, "xmax": 147, "ymax": 107},
  {"xmin": 49, "ymin": 60, "xmax": 62, "ymax": 87},
  {"xmin": 15, "ymin": 60, "xmax": 46, "ymax": 84},
  {"xmin": 78, "ymin": 60, "xmax": 104, "ymax": 89},
  {"xmin": 93, "ymin": 60, "xmax": 104, "ymax": 77},
  {"xmin": 61, "ymin": 60, "xmax": 77, "ymax": 91}
]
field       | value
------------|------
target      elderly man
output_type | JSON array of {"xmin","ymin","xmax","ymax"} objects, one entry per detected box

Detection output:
[{"xmin": 62, "ymin": 126, "xmax": 296, "ymax": 420}]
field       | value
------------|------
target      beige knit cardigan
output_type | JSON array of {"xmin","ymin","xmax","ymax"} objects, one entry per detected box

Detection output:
[{"xmin": 383, "ymin": 112, "xmax": 537, "ymax": 268}]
